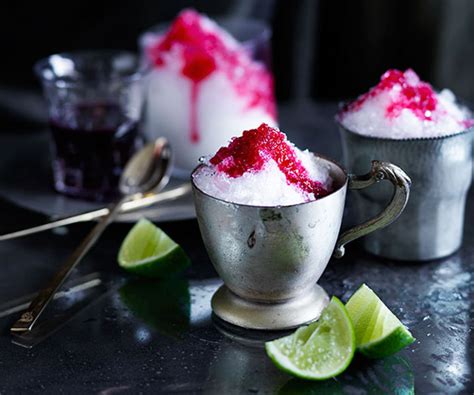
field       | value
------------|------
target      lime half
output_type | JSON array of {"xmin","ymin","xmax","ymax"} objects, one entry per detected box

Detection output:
[
  {"xmin": 118, "ymin": 218, "xmax": 190, "ymax": 278},
  {"xmin": 265, "ymin": 297, "xmax": 355, "ymax": 380},
  {"xmin": 346, "ymin": 284, "xmax": 415, "ymax": 358}
]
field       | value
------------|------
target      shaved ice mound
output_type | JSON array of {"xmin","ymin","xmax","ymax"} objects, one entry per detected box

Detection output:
[
  {"xmin": 141, "ymin": 9, "xmax": 277, "ymax": 173},
  {"xmin": 193, "ymin": 124, "xmax": 332, "ymax": 206},
  {"xmin": 338, "ymin": 69, "xmax": 473, "ymax": 139}
]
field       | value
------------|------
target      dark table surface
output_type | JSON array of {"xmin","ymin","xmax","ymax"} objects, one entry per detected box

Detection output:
[{"xmin": 0, "ymin": 101, "xmax": 472, "ymax": 394}]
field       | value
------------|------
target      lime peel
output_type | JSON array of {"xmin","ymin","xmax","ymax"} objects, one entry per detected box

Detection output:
[
  {"xmin": 118, "ymin": 218, "xmax": 190, "ymax": 278},
  {"xmin": 346, "ymin": 284, "xmax": 415, "ymax": 358}
]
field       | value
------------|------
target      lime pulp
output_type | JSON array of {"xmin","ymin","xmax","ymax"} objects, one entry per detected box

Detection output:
[
  {"xmin": 265, "ymin": 297, "xmax": 355, "ymax": 380},
  {"xmin": 345, "ymin": 284, "xmax": 415, "ymax": 358}
]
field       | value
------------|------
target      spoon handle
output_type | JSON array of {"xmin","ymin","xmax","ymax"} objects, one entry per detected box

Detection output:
[
  {"xmin": 0, "ymin": 183, "xmax": 191, "ymax": 242},
  {"xmin": 10, "ymin": 197, "xmax": 128, "ymax": 333}
]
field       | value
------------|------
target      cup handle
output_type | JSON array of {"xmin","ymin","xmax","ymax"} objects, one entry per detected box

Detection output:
[{"xmin": 333, "ymin": 160, "xmax": 411, "ymax": 258}]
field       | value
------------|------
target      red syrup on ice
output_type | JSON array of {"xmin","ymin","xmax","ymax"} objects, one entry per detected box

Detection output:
[
  {"xmin": 210, "ymin": 124, "xmax": 328, "ymax": 199},
  {"xmin": 147, "ymin": 9, "xmax": 276, "ymax": 144},
  {"xmin": 344, "ymin": 69, "xmax": 438, "ymax": 121},
  {"xmin": 49, "ymin": 102, "xmax": 142, "ymax": 201}
]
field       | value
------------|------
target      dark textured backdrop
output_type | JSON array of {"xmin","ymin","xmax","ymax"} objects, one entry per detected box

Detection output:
[{"xmin": 1, "ymin": 0, "xmax": 474, "ymax": 128}]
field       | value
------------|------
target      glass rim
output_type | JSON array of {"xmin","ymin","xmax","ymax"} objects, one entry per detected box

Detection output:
[{"xmin": 34, "ymin": 49, "xmax": 149, "ymax": 88}]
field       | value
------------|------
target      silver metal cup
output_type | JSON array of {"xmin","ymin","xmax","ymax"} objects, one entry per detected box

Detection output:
[
  {"xmin": 191, "ymin": 156, "xmax": 410, "ymax": 330},
  {"xmin": 339, "ymin": 123, "xmax": 474, "ymax": 261}
]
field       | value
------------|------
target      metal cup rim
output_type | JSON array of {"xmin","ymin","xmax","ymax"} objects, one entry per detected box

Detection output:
[
  {"xmin": 190, "ymin": 153, "xmax": 349, "ymax": 209},
  {"xmin": 335, "ymin": 110, "xmax": 474, "ymax": 142}
]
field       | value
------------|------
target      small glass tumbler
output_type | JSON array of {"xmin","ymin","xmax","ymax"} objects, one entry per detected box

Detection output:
[
  {"xmin": 139, "ymin": 17, "xmax": 277, "ymax": 177},
  {"xmin": 35, "ymin": 51, "xmax": 147, "ymax": 201}
]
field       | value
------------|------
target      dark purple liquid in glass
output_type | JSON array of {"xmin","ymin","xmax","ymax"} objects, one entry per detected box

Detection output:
[{"xmin": 49, "ymin": 103, "xmax": 142, "ymax": 201}]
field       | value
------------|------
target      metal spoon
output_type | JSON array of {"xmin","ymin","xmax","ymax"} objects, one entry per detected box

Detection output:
[
  {"xmin": 10, "ymin": 137, "xmax": 172, "ymax": 333},
  {"xmin": 0, "ymin": 183, "xmax": 191, "ymax": 242}
]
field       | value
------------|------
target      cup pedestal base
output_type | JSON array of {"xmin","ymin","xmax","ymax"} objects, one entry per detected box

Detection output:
[{"xmin": 211, "ymin": 284, "xmax": 329, "ymax": 330}]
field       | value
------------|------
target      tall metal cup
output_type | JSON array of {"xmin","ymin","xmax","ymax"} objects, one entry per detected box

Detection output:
[
  {"xmin": 192, "ymin": 156, "xmax": 410, "ymax": 330},
  {"xmin": 338, "ymin": 123, "xmax": 474, "ymax": 261}
]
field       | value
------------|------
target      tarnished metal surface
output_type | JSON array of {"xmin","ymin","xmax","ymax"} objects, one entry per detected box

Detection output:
[
  {"xmin": 191, "ymin": 156, "xmax": 409, "ymax": 329},
  {"xmin": 339, "ymin": 123, "xmax": 474, "ymax": 260},
  {"xmin": 211, "ymin": 283, "xmax": 329, "ymax": 330},
  {"xmin": 192, "ymin": 157, "xmax": 347, "ymax": 329},
  {"xmin": 334, "ymin": 160, "xmax": 411, "ymax": 258}
]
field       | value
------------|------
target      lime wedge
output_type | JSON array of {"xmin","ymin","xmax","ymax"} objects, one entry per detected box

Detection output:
[
  {"xmin": 265, "ymin": 297, "xmax": 355, "ymax": 380},
  {"xmin": 118, "ymin": 218, "xmax": 190, "ymax": 277},
  {"xmin": 346, "ymin": 284, "xmax": 415, "ymax": 358}
]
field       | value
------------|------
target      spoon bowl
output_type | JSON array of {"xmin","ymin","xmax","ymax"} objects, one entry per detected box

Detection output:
[{"xmin": 120, "ymin": 137, "xmax": 172, "ymax": 196}]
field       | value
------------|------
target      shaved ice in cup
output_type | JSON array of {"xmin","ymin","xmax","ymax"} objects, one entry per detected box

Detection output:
[
  {"xmin": 337, "ymin": 69, "xmax": 474, "ymax": 260},
  {"xmin": 338, "ymin": 69, "xmax": 473, "ymax": 139},
  {"xmin": 191, "ymin": 123, "xmax": 410, "ymax": 329},
  {"xmin": 140, "ymin": 10, "xmax": 277, "ymax": 175}
]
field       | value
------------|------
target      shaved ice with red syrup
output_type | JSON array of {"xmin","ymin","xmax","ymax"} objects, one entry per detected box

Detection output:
[
  {"xmin": 193, "ymin": 124, "xmax": 332, "ymax": 206},
  {"xmin": 338, "ymin": 69, "xmax": 472, "ymax": 139}
]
